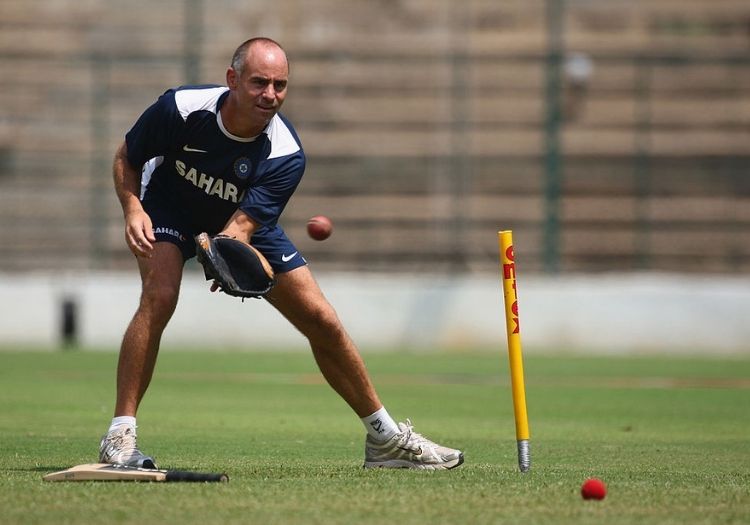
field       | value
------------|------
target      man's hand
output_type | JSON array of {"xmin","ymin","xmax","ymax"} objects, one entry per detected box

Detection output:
[
  {"xmin": 113, "ymin": 141, "xmax": 156, "ymax": 258},
  {"xmin": 124, "ymin": 208, "xmax": 156, "ymax": 258}
]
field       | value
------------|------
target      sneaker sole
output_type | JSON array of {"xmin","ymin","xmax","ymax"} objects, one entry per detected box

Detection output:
[
  {"xmin": 99, "ymin": 457, "xmax": 158, "ymax": 470},
  {"xmin": 363, "ymin": 452, "xmax": 464, "ymax": 470}
]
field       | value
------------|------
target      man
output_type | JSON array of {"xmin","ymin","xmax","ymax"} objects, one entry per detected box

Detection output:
[{"xmin": 100, "ymin": 37, "xmax": 463, "ymax": 470}]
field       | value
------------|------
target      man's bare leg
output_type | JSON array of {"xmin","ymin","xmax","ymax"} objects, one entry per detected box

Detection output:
[
  {"xmin": 114, "ymin": 243, "xmax": 184, "ymax": 417},
  {"xmin": 265, "ymin": 265, "xmax": 464, "ymax": 469},
  {"xmin": 265, "ymin": 265, "xmax": 382, "ymax": 417}
]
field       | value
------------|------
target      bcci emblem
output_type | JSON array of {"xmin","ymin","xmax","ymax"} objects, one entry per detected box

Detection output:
[{"xmin": 233, "ymin": 157, "xmax": 252, "ymax": 179}]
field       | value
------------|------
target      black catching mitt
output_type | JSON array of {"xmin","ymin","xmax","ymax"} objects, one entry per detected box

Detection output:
[{"xmin": 195, "ymin": 233, "xmax": 275, "ymax": 299}]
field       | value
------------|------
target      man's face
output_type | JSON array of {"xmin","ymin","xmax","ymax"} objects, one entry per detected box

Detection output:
[{"xmin": 228, "ymin": 44, "xmax": 289, "ymax": 126}]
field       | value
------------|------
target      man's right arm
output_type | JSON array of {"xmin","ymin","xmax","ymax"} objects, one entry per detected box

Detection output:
[{"xmin": 112, "ymin": 141, "xmax": 155, "ymax": 258}]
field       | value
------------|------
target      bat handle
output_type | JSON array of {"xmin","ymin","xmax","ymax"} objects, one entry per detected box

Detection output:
[{"xmin": 165, "ymin": 471, "xmax": 229, "ymax": 482}]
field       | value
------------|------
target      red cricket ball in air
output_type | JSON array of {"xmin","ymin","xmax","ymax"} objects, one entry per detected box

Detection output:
[{"xmin": 307, "ymin": 215, "xmax": 333, "ymax": 241}]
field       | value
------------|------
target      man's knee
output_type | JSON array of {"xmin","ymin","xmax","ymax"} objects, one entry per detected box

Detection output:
[
  {"xmin": 269, "ymin": 266, "xmax": 349, "ymax": 343},
  {"xmin": 139, "ymin": 283, "xmax": 180, "ymax": 321},
  {"xmin": 304, "ymin": 303, "xmax": 347, "ymax": 342},
  {"xmin": 134, "ymin": 243, "xmax": 184, "ymax": 323}
]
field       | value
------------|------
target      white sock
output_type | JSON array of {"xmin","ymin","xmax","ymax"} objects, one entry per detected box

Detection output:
[
  {"xmin": 108, "ymin": 416, "xmax": 136, "ymax": 433},
  {"xmin": 361, "ymin": 406, "xmax": 399, "ymax": 442}
]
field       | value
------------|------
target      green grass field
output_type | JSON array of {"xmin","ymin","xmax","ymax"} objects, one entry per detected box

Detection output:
[{"xmin": 0, "ymin": 349, "xmax": 748, "ymax": 525}]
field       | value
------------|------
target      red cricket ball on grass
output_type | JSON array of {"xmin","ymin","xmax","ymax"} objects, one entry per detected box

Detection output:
[
  {"xmin": 581, "ymin": 477, "xmax": 607, "ymax": 500},
  {"xmin": 307, "ymin": 215, "xmax": 333, "ymax": 241}
]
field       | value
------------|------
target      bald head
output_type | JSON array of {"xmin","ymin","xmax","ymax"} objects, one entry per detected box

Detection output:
[{"xmin": 230, "ymin": 37, "xmax": 287, "ymax": 76}]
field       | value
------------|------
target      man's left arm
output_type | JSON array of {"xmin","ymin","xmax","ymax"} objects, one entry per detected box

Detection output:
[
  {"xmin": 219, "ymin": 209, "xmax": 261, "ymax": 243},
  {"xmin": 217, "ymin": 143, "xmax": 305, "ymax": 242}
]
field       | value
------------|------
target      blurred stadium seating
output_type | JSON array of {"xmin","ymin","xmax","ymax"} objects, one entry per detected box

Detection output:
[{"xmin": 0, "ymin": 0, "xmax": 748, "ymax": 274}]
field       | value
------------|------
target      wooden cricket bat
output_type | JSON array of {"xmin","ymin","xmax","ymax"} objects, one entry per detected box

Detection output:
[{"xmin": 42, "ymin": 463, "xmax": 228, "ymax": 482}]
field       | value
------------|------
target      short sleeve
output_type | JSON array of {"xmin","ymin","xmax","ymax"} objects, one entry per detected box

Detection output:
[
  {"xmin": 125, "ymin": 89, "xmax": 183, "ymax": 169},
  {"xmin": 239, "ymin": 152, "xmax": 305, "ymax": 227}
]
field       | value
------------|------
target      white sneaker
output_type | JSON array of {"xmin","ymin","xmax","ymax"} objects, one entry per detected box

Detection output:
[
  {"xmin": 363, "ymin": 419, "xmax": 464, "ymax": 470},
  {"xmin": 99, "ymin": 425, "xmax": 157, "ymax": 469}
]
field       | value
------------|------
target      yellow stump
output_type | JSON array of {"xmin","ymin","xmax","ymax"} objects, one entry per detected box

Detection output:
[{"xmin": 498, "ymin": 230, "xmax": 531, "ymax": 472}]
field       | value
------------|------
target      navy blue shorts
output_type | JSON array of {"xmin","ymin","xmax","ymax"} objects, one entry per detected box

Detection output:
[{"xmin": 142, "ymin": 198, "xmax": 307, "ymax": 274}]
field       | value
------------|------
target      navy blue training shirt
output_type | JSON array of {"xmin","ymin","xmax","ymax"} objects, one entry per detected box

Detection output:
[{"xmin": 126, "ymin": 85, "xmax": 306, "ymax": 235}]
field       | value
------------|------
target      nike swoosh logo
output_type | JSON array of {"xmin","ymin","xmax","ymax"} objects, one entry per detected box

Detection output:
[
  {"xmin": 183, "ymin": 145, "xmax": 208, "ymax": 153},
  {"xmin": 281, "ymin": 252, "xmax": 298, "ymax": 262}
]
